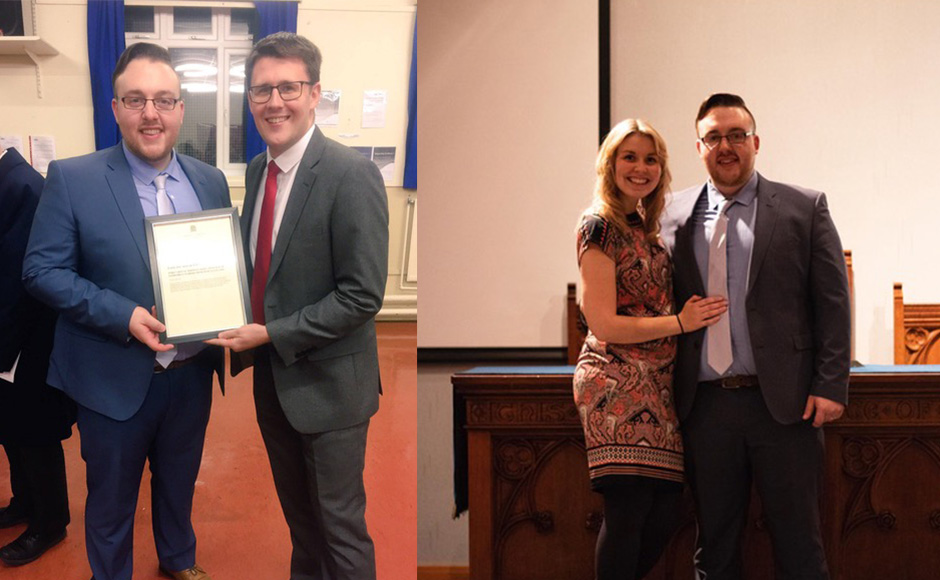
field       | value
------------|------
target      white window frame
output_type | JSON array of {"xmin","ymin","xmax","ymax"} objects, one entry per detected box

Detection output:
[{"xmin": 125, "ymin": 5, "xmax": 252, "ymax": 176}]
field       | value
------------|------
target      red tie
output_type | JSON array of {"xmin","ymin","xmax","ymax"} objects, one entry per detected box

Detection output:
[{"xmin": 251, "ymin": 160, "xmax": 280, "ymax": 325}]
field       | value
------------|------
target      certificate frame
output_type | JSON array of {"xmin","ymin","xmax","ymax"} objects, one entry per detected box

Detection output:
[{"xmin": 144, "ymin": 207, "xmax": 252, "ymax": 343}]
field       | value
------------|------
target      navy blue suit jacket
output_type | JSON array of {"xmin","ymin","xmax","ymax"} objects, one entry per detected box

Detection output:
[
  {"xmin": 0, "ymin": 148, "xmax": 47, "ymax": 372},
  {"xmin": 23, "ymin": 144, "xmax": 229, "ymax": 421}
]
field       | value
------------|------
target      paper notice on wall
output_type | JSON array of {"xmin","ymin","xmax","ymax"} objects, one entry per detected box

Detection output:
[
  {"xmin": 29, "ymin": 135, "xmax": 56, "ymax": 173},
  {"xmin": 0, "ymin": 135, "xmax": 25, "ymax": 157},
  {"xmin": 372, "ymin": 146, "xmax": 396, "ymax": 182},
  {"xmin": 362, "ymin": 90, "xmax": 387, "ymax": 128},
  {"xmin": 316, "ymin": 89, "xmax": 341, "ymax": 126}
]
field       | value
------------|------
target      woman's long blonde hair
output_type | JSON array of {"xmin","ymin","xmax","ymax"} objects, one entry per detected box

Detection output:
[{"xmin": 587, "ymin": 118, "xmax": 671, "ymax": 244}]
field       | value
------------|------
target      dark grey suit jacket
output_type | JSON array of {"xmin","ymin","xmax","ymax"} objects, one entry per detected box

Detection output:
[
  {"xmin": 235, "ymin": 127, "xmax": 389, "ymax": 434},
  {"xmin": 660, "ymin": 173, "xmax": 850, "ymax": 424}
]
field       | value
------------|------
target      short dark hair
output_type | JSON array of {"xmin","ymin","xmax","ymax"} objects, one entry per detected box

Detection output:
[
  {"xmin": 695, "ymin": 93, "xmax": 756, "ymax": 134},
  {"xmin": 112, "ymin": 42, "xmax": 176, "ymax": 95},
  {"xmin": 245, "ymin": 32, "xmax": 322, "ymax": 89}
]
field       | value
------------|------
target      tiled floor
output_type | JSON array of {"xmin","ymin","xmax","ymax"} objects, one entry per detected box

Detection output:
[{"xmin": 0, "ymin": 322, "xmax": 416, "ymax": 580}]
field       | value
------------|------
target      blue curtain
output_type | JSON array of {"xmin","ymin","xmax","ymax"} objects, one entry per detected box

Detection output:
[
  {"xmin": 403, "ymin": 18, "xmax": 417, "ymax": 189},
  {"xmin": 245, "ymin": 1, "xmax": 300, "ymax": 162},
  {"xmin": 88, "ymin": 0, "xmax": 126, "ymax": 151}
]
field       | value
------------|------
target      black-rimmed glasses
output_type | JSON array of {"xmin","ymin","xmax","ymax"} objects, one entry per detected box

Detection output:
[
  {"xmin": 699, "ymin": 130, "xmax": 754, "ymax": 150},
  {"xmin": 247, "ymin": 81, "xmax": 314, "ymax": 104},
  {"xmin": 120, "ymin": 97, "xmax": 181, "ymax": 111}
]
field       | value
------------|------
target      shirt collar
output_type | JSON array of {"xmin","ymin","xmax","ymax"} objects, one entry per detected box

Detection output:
[
  {"xmin": 267, "ymin": 123, "xmax": 316, "ymax": 173},
  {"xmin": 122, "ymin": 141, "xmax": 183, "ymax": 185},
  {"xmin": 706, "ymin": 171, "xmax": 759, "ymax": 210}
]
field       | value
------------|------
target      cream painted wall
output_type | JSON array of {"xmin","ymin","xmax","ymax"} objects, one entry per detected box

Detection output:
[
  {"xmin": 299, "ymin": 1, "xmax": 417, "ymax": 317},
  {"xmin": 1, "ymin": 1, "xmax": 96, "ymax": 158},
  {"xmin": 0, "ymin": 0, "xmax": 416, "ymax": 319}
]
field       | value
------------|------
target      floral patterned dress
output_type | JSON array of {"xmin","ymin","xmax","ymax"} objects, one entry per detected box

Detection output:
[{"xmin": 573, "ymin": 213, "xmax": 684, "ymax": 489}]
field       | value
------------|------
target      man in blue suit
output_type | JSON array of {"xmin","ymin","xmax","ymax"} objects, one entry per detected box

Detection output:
[{"xmin": 22, "ymin": 43, "xmax": 228, "ymax": 580}]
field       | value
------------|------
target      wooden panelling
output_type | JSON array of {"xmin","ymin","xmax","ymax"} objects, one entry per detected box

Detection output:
[{"xmin": 455, "ymin": 369, "xmax": 940, "ymax": 580}]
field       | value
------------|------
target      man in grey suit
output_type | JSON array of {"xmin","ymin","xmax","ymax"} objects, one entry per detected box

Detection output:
[
  {"xmin": 660, "ymin": 93, "xmax": 850, "ymax": 580},
  {"xmin": 207, "ymin": 32, "xmax": 388, "ymax": 580}
]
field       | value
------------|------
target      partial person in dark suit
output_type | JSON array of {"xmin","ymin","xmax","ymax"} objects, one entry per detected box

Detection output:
[
  {"xmin": 23, "ymin": 43, "xmax": 229, "ymax": 580},
  {"xmin": 660, "ymin": 93, "xmax": 851, "ymax": 580},
  {"xmin": 208, "ymin": 32, "xmax": 388, "ymax": 580},
  {"xmin": 0, "ymin": 146, "xmax": 76, "ymax": 567}
]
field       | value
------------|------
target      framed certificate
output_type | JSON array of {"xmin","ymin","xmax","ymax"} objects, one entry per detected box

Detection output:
[{"xmin": 145, "ymin": 207, "xmax": 252, "ymax": 343}]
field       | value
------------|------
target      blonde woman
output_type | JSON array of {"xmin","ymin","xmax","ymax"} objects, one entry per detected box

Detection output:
[{"xmin": 574, "ymin": 119, "xmax": 726, "ymax": 579}]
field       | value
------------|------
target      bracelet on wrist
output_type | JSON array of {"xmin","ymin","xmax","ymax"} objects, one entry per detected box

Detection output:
[{"xmin": 676, "ymin": 314, "xmax": 685, "ymax": 334}]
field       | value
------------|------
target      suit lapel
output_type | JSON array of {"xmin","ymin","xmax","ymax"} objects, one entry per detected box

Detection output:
[
  {"xmin": 674, "ymin": 186, "xmax": 707, "ymax": 296},
  {"xmin": 241, "ymin": 154, "xmax": 266, "ymax": 277},
  {"xmin": 177, "ymin": 155, "xmax": 212, "ymax": 210},
  {"xmin": 268, "ymin": 127, "xmax": 325, "ymax": 281},
  {"xmin": 104, "ymin": 145, "xmax": 151, "ymax": 271},
  {"xmin": 747, "ymin": 174, "xmax": 779, "ymax": 292}
]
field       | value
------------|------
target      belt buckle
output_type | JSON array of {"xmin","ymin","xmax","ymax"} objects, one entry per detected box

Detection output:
[{"xmin": 719, "ymin": 377, "xmax": 740, "ymax": 390}]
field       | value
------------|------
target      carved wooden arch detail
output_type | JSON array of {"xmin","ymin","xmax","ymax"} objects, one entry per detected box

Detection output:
[
  {"xmin": 491, "ymin": 436, "xmax": 599, "ymax": 576},
  {"xmin": 841, "ymin": 436, "xmax": 940, "ymax": 538}
]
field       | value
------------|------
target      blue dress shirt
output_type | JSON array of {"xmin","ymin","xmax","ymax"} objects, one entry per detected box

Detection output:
[
  {"xmin": 692, "ymin": 171, "xmax": 759, "ymax": 381},
  {"xmin": 122, "ymin": 143, "xmax": 205, "ymax": 360}
]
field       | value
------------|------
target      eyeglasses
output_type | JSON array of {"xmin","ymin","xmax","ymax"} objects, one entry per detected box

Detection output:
[
  {"xmin": 247, "ymin": 81, "xmax": 314, "ymax": 104},
  {"xmin": 699, "ymin": 130, "xmax": 754, "ymax": 150},
  {"xmin": 120, "ymin": 97, "xmax": 181, "ymax": 111}
]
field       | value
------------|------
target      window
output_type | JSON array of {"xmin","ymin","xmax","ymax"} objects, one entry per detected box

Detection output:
[{"xmin": 125, "ymin": 6, "xmax": 257, "ymax": 174}]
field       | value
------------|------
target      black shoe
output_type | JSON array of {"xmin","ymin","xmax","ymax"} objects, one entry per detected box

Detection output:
[
  {"xmin": 0, "ymin": 504, "xmax": 28, "ymax": 528},
  {"xmin": 0, "ymin": 528, "xmax": 67, "ymax": 566}
]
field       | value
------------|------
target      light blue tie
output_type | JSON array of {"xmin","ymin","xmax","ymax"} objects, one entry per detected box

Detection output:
[
  {"xmin": 154, "ymin": 173, "xmax": 174, "ymax": 216},
  {"xmin": 706, "ymin": 199, "xmax": 733, "ymax": 375},
  {"xmin": 153, "ymin": 172, "xmax": 177, "ymax": 367}
]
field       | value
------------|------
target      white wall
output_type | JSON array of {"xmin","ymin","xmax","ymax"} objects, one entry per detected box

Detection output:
[
  {"xmin": 610, "ymin": 0, "xmax": 940, "ymax": 365},
  {"xmin": 418, "ymin": 0, "xmax": 598, "ymax": 348},
  {"xmin": 417, "ymin": 362, "xmax": 470, "ymax": 566},
  {"xmin": 420, "ymin": 0, "xmax": 940, "ymax": 360}
]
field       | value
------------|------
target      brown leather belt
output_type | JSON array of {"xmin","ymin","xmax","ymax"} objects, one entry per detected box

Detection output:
[{"xmin": 701, "ymin": 375, "xmax": 760, "ymax": 389}]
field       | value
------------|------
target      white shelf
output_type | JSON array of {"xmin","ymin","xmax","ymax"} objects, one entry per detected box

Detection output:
[
  {"xmin": 0, "ymin": 36, "xmax": 58, "ymax": 57},
  {"xmin": 0, "ymin": 36, "xmax": 58, "ymax": 98}
]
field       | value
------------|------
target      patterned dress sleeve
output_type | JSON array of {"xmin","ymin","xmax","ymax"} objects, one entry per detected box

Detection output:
[{"xmin": 577, "ymin": 214, "xmax": 617, "ymax": 265}]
